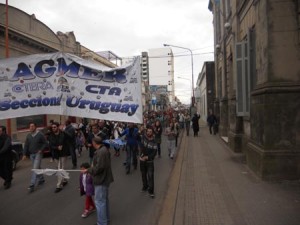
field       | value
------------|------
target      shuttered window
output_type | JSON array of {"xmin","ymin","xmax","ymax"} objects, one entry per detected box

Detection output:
[{"xmin": 235, "ymin": 38, "xmax": 250, "ymax": 116}]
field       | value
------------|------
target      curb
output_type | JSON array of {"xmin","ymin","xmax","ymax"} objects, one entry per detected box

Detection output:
[{"xmin": 157, "ymin": 131, "xmax": 186, "ymax": 225}]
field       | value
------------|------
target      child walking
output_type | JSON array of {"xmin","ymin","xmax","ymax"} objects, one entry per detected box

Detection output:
[{"xmin": 79, "ymin": 162, "xmax": 95, "ymax": 218}]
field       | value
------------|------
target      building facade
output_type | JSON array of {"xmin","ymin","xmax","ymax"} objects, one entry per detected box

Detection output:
[
  {"xmin": 148, "ymin": 48, "xmax": 175, "ymax": 105},
  {"xmin": 209, "ymin": 0, "xmax": 300, "ymax": 180},
  {"xmin": 195, "ymin": 61, "xmax": 215, "ymax": 121},
  {"xmin": 141, "ymin": 52, "xmax": 150, "ymax": 111}
]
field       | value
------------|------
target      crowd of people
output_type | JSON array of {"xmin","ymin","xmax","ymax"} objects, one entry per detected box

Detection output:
[{"xmin": 0, "ymin": 108, "xmax": 219, "ymax": 225}]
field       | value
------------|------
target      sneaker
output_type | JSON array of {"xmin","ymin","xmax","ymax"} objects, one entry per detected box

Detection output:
[
  {"xmin": 54, "ymin": 187, "xmax": 62, "ymax": 193},
  {"xmin": 149, "ymin": 193, "xmax": 155, "ymax": 198},
  {"xmin": 62, "ymin": 180, "xmax": 68, "ymax": 186},
  {"xmin": 28, "ymin": 185, "xmax": 34, "ymax": 193},
  {"xmin": 88, "ymin": 208, "xmax": 96, "ymax": 214},
  {"xmin": 4, "ymin": 181, "xmax": 11, "ymax": 189},
  {"xmin": 81, "ymin": 210, "xmax": 90, "ymax": 218}
]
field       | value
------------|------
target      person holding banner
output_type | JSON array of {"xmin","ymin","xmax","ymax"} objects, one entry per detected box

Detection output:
[
  {"xmin": 63, "ymin": 120, "xmax": 77, "ymax": 169},
  {"xmin": 48, "ymin": 122, "xmax": 69, "ymax": 193},
  {"xmin": 83, "ymin": 136, "xmax": 114, "ymax": 225},
  {"xmin": 22, "ymin": 122, "xmax": 48, "ymax": 193},
  {"xmin": 86, "ymin": 124, "xmax": 102, "ymax": 164}
]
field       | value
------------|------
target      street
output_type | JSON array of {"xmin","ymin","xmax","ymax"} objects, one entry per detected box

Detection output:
[{"xmin": 0, "ymin": 135, "xmax": 175, "ymax": 225}]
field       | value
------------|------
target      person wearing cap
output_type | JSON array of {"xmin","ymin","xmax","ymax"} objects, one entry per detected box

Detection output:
[
  {"xmin": 0, "ymin": 126, "xmax": 13, "ymax": 189},
  {"xmin": 48, "ymin": 122, "xmax": 69, "ymax": 193},
  {"xmin": 83, "ymin": 136, "xmax": 114, "ymax": 225}
]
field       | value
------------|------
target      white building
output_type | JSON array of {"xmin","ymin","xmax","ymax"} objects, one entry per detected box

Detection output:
[{"xmin": 148, "ymin": 48, "xmax": 175, "ymax": 104}]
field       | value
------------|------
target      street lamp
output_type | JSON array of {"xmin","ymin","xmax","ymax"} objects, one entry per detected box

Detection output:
[{"xmin": 163, "ymin": 43, "xmax": 195, "ymax": 106}]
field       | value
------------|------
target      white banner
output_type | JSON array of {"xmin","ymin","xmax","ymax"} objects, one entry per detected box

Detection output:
[{"xmin": 0, "ymin": 52, "xmax": 142, "ymax": 123}]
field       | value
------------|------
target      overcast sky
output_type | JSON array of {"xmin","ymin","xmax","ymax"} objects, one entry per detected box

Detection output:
[{"xmin": 2, "ymin": 0, "xmax": 214, "ymax": 104}]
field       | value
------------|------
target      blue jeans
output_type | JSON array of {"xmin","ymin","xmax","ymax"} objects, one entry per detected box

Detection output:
[
  {"xmin": 30, "ymin": 152, "xmax": 44, "ymax": 186},
  {"xmin": 95, "ymin": 185, "xmax": 110, "ymax": 225}
]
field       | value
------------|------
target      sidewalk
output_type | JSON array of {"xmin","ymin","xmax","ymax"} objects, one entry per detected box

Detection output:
[{"xmin": 158, "ymin": 125, "xmax": 300, "ymax": 225}]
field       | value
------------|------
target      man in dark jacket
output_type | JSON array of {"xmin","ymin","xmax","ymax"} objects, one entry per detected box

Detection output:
[
  {"xmin": 207, "ymin": 111, "xmax": 218, "ymax": 135},
  {"xmin": 22, "ymin": 122, "xmax": 48, "ymax": 192},
  {"xmin": 64, "ymin": 120, "xmax": 77, "ymax": 169},
  {"xmin": 48, "ymin": 122, "xmax": 69, "ymax": 193},
  {"xmin": 0, "ymin": 126, "xmax": 13, "ymax": 189},
  {"xmin": 192, "ymin": 113, "xmax": 201, "ymax": 137},
  {"xmin": 139, "ymin": 126, "xmax": 158, "ymax": 198},
  {"xmin": 86, "ymin": 124, "xmax": 102, "ymax": 164},
  {"xmin": 85, "ymin": 136, "xmax": 114, "ymax": 225}
]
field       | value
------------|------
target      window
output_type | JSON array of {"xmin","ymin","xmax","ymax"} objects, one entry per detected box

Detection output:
[
  {"xmin": 235, "ymin": 31, "xmax": 253, "ymax": 116},
  {"xmin": 218, "ymin": 68, "xmax": 222, "ymax": 99},
  {"xmin": 249, "ymin": 28, "xmax": 256, "ymax": 91},
  {"xmin": 225, "ymin": 0, "xmax": 231, "ymax": 18},
  {"xmin": 16, "ymin": 115, "xmax": 46, "ymax": 130}
]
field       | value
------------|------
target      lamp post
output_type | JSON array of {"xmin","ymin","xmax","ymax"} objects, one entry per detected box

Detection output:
[{"xmin": 163, "ymin": 44, "xmax": 195, "ymax": 106}]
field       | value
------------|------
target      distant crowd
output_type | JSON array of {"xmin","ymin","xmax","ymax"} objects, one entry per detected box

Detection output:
[{"xmin": 0, "ymin": 108, "xmax": 219, "ymax": 225}]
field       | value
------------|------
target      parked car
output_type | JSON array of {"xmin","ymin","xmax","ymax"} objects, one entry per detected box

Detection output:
[{"xmin": 11, "ymin": 141, "xmax": 23, "ymax": 170}]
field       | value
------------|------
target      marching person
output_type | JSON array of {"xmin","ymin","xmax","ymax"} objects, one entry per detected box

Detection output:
[
  {"xmin": 139, "ymin": 126, "xmax": 158, "ymax": 198},
  {"xmin": 153, "ymin": 120, "xmax": 163, "ymax": 158},
  {"xmin": 192, "ymin": 113, "xmax": 201, "ymax": 137},
  {"xmin": 64, "ymin": 120, "xmax": 77, "ymax": 169},
  {"xmin": 0, "ymin": 126, "xmax": 13, "ymax": 190},
  {"xmin": 86, "ymin": 124, "xmax": 102, "ymax": 164},
  {"xmin": 22, "ymin": 122, "xmax": 48, "ymax": 193},
  {"xmin": 165, "ymin": 122, "xmax": 177, "ymax": 159},
  {"xmin": 48, "ymin": 122, "xmax": 69, "ymax": 193},
  {"xmin": 184, "ymin": 113, "xmax": 191, "ymax": 136},
  {"xmin": 120, "ymin": 123, "xmax": 139, "ymax": 174},
  {"xmin": 207, "ymin": 110, "xmax": 218, "ymax": 135},
  {"xmin": 83, "ymin": 136, "xmax": 114, "ymax": 225}
]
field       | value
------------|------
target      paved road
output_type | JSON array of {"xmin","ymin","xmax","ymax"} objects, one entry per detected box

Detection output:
[{"xmin": 0, "ymin": 135, "xmax": 176, "ymax": 225}]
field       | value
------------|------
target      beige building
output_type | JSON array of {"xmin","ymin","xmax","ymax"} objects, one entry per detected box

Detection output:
[
  {"xmin": 209, "ymin": 0, "xmax": 300, "ymax": 180},
  {"xmin": 0, "ymin": 4, "xmax": 115, "ymax": 141}
]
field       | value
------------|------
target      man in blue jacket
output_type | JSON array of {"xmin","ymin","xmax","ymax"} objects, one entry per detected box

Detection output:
[{"xmin": 120, "ymin": 123, "xmax": 139, "ymax": 174}]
